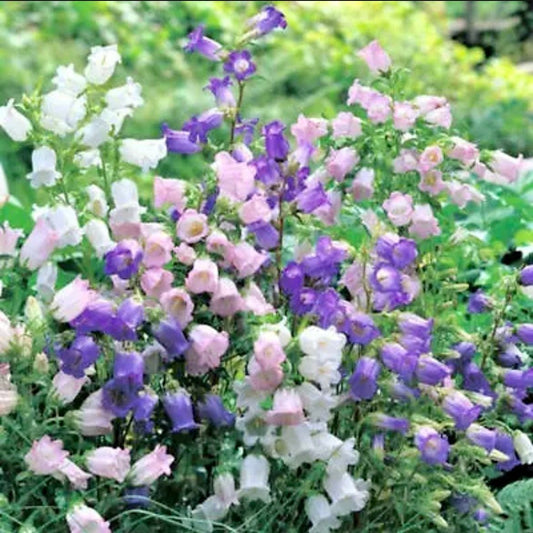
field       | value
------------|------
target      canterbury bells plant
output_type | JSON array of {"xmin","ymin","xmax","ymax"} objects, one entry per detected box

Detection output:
[{"xmin": 0, "ymin": 5, "xmax": 530, "ymax": 533}]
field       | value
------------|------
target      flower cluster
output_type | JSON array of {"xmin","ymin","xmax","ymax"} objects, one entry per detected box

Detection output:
[{"xmin": 0, "ymin": 6, "xmax": 530, "ymax": 533}]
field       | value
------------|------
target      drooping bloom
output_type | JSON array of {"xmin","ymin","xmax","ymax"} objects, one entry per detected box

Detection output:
[
  {"xmin": 163, "ymin": 391, "xmax": 198, "ymax": 433},
  {"xmin": 56, "ymin": 335, "xmax": 100, "ymax": 378},
  {"xmin": 185, "ymin": 258, "xmax": 219, "ymax": 293},
  {"xmin": 160, "ymin": 288, "xmax": 194, "ymax": 327},
  {"xmin": 161, "ymin": 123, "xmax": 201, "ymax": 154},
  {"xmin": 86, "ymin": 447, "xmax": 131, "ymax": 483},
  {"xmin": 331, "ymin": 111, "xmax": 362, "ymax": 139},
  {"xmin": 152, "ymin": 318, "xmax": 189, "ymax": 360},
  {"xmin": 104, "ymin": 239, "xmax": 143, "ymax": 280},
  {"xmin": 443, "ymin": 391, "xmax": 482, "ymax": 430},
  {"xmin": 19, "ymin": 218, "xmax": 58, "ymax": 270},
  {"xmin": 415, "ymin": 427, "xmax": 449, "ymax": 465},
  {"xmin": 24, "ymin": 435, "xmax": 69, "ymax": 475},
  {"xmin": 409, "ymin": 204, "xmax": 441, "ymax": 239},
  {"xmin": 238, "ymin": 455, "xmax": 271, "ymax": 503},
  {"xmin": 66, "ymin": 504, "xmax": 111, "ymax": 533},
  {"xmin": 26, "ymin": 146, "xmax": 61, "ymax": 189},
  {"xmin": 185, "ymin": 324, "xmax": 229, "ymax": 375},
  {"xmin": 184, "ymin": 25, "xmax": 222, "ymax": 61},
  {"xmin": 382, "ymin": 192, "xmax": 413, "ymax": 227},
  {"xmin": 205, "ymin": 76, "xmax": 236, "ymax": 108},
  {"xmin": 0, "ymin": 99, "xmax": 32, "ymax": 141},
  {"xmin": 51, "ymin": 277, "xmax": 94, "ymax": 322},
  {"xmin": 84, "ymin": 44, "xmax": 121, "ymax": 84},
  {"xmin": 75, "ymin": 389, "xmax": 115, "ymax": 436},
  {"xmin": 326, "ymin": 147, "xmax": 359, "ymax": 181},
  {"xmin": 210, "ymin": 278, "xmax": 243, "ymax": 316},
  {"xmin": 467, "ymin": 290, "xmax": 490, "ymax": 314},
  {"xmin": 349, "ymin": 357, "xmax": 380, "ymax": 401},
  {"xmin": 247, "ymin": 5, "xmax": 287, "ymax": 37},
  {"xmin": 197, "ymin": 394, "xmax": 235, "ymax": 427},
  {"xmin": 357, "ymin": 40, "xmax": 391, "ymax": 73},
  {"xmin": 119, "ymin": 138, "xmax": 167, "ymax": 172},
  {"xmin": 263, "ymin": 120, "xmax": 290, "ymax": 161},
  {"xmin": 213, "ymin": 151, "xmax": 256, "ymax": 202},
  {"xmin": 153, "ymin": 176, "xmax": 186, "ymax": 211},
  {"xmin": 266, "ymin": 389, "xmax": 305, "ymax": 426},
  {"xmin": 371, "ymin": 414, "xmax": 410, "ymax": 434},
  {"xmin": 128, "ymin": 445, "xmax": 174, "ymax": 486}
]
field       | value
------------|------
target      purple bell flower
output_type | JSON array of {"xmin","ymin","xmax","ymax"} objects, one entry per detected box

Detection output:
[
  {"xmin": 389, "ymin": 379, "xmax": 420, "ymax": 402},
  {"xmin": 248, "ymin": 221, "xmax": 279, "ymax": 250},
  {"xmin": 415, "ymin": 356, "xmax": 450, "ymax": 385},
  {"xmin": 182, "ymin": 108, "xmax": 223, "ymax": 144},
  {"xmin": 162, "ymin": 123, "xmax": 201, "ymax": 154},
  {"xmin": 70, "ymin": 298, "xmax": 114, "ymax": 334},
  {"xmin": 462, "ymin": 362, "xmax": 493, "ymax": 396},
  {"xmin": 467, "ymin": 290, "xmax": 490, "ymax": 314},
  {"xmin": 466, "ymin": 425, "xmax": 496, "ymax": 452},
  {"xmin": 400, "ymin": 334, "xmax": 431, "ymax": 356},
  {"xmin": 398, "ymin": 313, "xmax": 433, "ymax": 339},
  {"xmin": 102, "ymin": 375, "xmax": 142, "ymax": 417},
  {"xmin": 375, "ymin": 236, "xmax": 418, "ymax": 269},
  {"xmin": 290, "ymin": 287, "xmax": 318, "ymax": 315},
  {"xmin": 503, "ymin": 369, "xmax": 527, "ymax": 390},
  {"xmin": 519, "ymin": 265, "xmax": 533, "ymax": 286},
  {"xmin": 296, "ymin": 184, "xmax": 329, "ymax": 214},
  {"xmin": 153, "ymin": 317, "xmax": 189, "ymax": 360},
  {"xmin": 235, "ymin": 118, "xmax": 259, "ymax": 145},
  {"xmin": 283, "ymin": 167, "xmax": 308, "ymax": 201},
  {"xmin": 342, "ymin": 312, "xmax": 380, "ymax": 346},
  {"xmin": 372, "ymin": 413, "xmax": 409, "ymax": 434},
  {"xmin": 495, "ymin": 432, "xmax": 520, "ymax": 472},
  {"xmin": 107, "ymin": 297, "xmax": 144, "ymax": 341},
  {"xmin": 415, "ymin": 426, "xmax": 449, "ymax": 465},
  {"xmin": 380, "ymin": 343, "xmax": 418, "ymax": 382},
  {"xmin": 263, "ymin": 120, "xmax": 290, "ymax": 161},
  {"xmin": 349, "ymin": 357, "xmax": 381, "ymax": 401},
  {"xmin": 370, "ymin": 263, "xmax": 403, "ymax": 293},
  {"xmin": 56, "ymin": 335, "xmax": 100, "ymax": 379},
  {"xmin": 498, "ymin": 343, "xmax": 523, "ymax": 368},
  {"xmin": 163, "ymin": 391, "xmax": 198, "ymax": 433},
  {"xmin": 280, "ymin": 261, "xmax": 304, "ymax": 295},
  {"xmin": 114, "ymin": 351, "xmax": 144, "ymax": 387},
  {"xmin": 251, "ymin": 155, "xmax": 281, "ymax": 186},
  {"xmin": 197, "ymin": 394, "xmax": 235, "ymax": 427},
  {"xmin": 104, "ymin": 239, "xmax": 143, "ymax": 280},
  {"xmin": 205, "ymin": 76, "xmax": 236, "ymax": 108},
  {"xmin": 508, "ymin": 395, "xmax": 533, "ymax": 423},
  {"xmin": 517, "ymin": 323, "xmax": 533, "ymax": 345},
  {"xmin": 133, "ymin": 394, "xmax": 158, "ymax": 423},
  {"xmin": 247, "ymin": 5, "xmax": 287, "ymax": 37},
  {"xmin": 224, "ymin": 50, "xmax": 256, "ymax": 81},
  {"xmin": 443, "ymin": 391, "xmax": 482, "ymax": 430},
  {"xmin": 314, "ymin": 289, "xmax": 341, "ymax": 328},
  {"xmin": 184, "ymin": 25, "xmax": 222, "ymax": 61}
]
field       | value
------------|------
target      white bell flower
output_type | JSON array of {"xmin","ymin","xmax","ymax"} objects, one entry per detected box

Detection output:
[
  {"xmin": 77, "ymin": 117, "xmax": 110, "ymax": 148},
  {"xmin": 281, "ymin": 423, "xmax": 316, "ymax": 469},
  {"xmin": 299, "ymin": 355, "xmax": 341, "ymax": 390},
  {"xmin": 305, "ymin": 494, "xmax": 341, "ymax": 533},
  {"xmin": 84, "ymin": 44, "xmax": 121, "ymax": 85},
  {"xmin": 36, "ymin": 262, "xmax": 57, "ymax": 302},
  {"xmin": 86, "ymin": 185, "xmax": 108, "ymax": 217},
  {"xmin": 40, "ymin": 90, "xmax": 87, "ymax": 136},
  {"xmin": 45, "ymin": 205, "xmax": 83, "ymax": 248},
  {"xmin": 74, "ymin": 149, "xmax": 102, "ymax": 168},
  {"xmin": 85, "ymin": 219, "xmax": 115, "ymax": 258},
  {"xmin": 52, "ymin": 64, "xmax": 87, "ymax": 96},
  {"xmin": 238, "ymin": 455, "xmax": 271, "ymax": 503},
  {"xmin": 26, "ymin": 146, "xmax": 61, "ymax": 188},
  {"xmin": 214, "ymin": 473, "xmax": 239, "ymax": 508},
  {"xmin": 99, "ymin": 107, "xmax": 133, "ymax": 134},
  {"xmin": 323, "ymin": 472, "xmax": 370, "ymax": 517},
  {"xmin": 296, "ymin": 382, "xmax": 338, "ymax": 423},
  {"xmin": 326, "ymin": 437, "xmax": 360, "ymax": 475},
  {"xmin": 261, "ymin": 318, "xmax": 292, "ymax": 347},
  {"xmin": 105, "ymin": 77, "xmax": 143, "ymax": 110},
  {"xmin": 514, "ymin": 431, "xmax": 533, "ymax": 465},
  {"xmin": 0, "ymin": 99, "xmax": 32, "ymax": 141},
  {"xmin": 119, "ymin": 138, "xmax": 167, "ymax": 172},
  {"xmin": 299, "ymin": 325, "xmax": 346, "ymax": 359}
]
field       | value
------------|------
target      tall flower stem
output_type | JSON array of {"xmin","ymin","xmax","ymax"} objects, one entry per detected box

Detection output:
[{"xmin": 229, "ymin": 81, "xmax": 245, "ymax": 145}]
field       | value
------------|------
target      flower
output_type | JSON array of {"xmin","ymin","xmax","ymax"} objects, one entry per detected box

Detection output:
[
  {"xmin": 0, "ymin": 99, "xmax": 32, "ymax": 141},
  {"xmin": 185, "ymin": 324, "xmax": 229, "ymax": 375},
  {"xmin": 160, "ymin": 288, "xmax": 194, "ymax": 327},
  {"xmin": 75, "ymin": 389, "xmax": 115, "ymax": 436},
  {"xmin": 0, "ymin": 223, "xmax": 23, "ymax": 257},
  {"xmin": 24, "ymin": 435, "xmax": 69, "ymax": 475},
  {"xmin": 490, "ymin": 151, "xmax": 522, "ymax": 183},
  {"xmin": 263, "ymin": 120, "xmax": 290, "ymax": 161},
  {"xmin": 247, "ymin": 5, "xmax": 287, "ymax": 37},
  {"xmin": 129, "ymin": 445, "xmax": 174, "ymax": 486},
  {"xmin": 174, "ymin": 242, "xmax": 197, "ymax": 265},
  {"xmin": 224, "ymin": 50, "xmax": 256, "ymax": 81},
  {"xmin": 382, "ymin": 192, "xmax": 413, "ymax": 227},
  {"xmin": 213, "ymin": 151, "xmax": 256, "ymax": 202},
  {"xmin": 349, "ymin": 357, "xmax": 380, "ymax": 401},
  {"xmin": 197, "ymin": 395, "xmax": 235, "ymax": 428},
  {"xmin": 210, "ymin": 278, "xmax": 243, "ymax": 316},
  {"xmin": 66, "ymin": 504, "xmax": 111, "ymax": 533},
  {"xmin": 44, "ymin": 205, "xmax": 83, "ymax": 248},
  {"xmin": 153, "ymin": 177, "xmax": 186, "ymax": 211},
  {"xmin": 350, "ymin": 168, "xmax": 374, "ymax": 201},
  {"xmin": 243, "ymin": 282, "xmax": 274, "ymax": 315},
  {"xmin": 105, "ymin": 77, "xmax": 143, "ymax": 109},
  {"xmin": 418, "ymin": 145, "xmax": 443, "ymax": 172},
  {"xmin": 51, "ymin": 371, "xmax": 87, "ymax": 404},
  {"xmin": 416, "ymin": 356, "xmax": 450, "ymax": 385},
  {"xmin": 266, "ymin": 389, "xmax": 304, "ymax": 426},
  {"xmin": 331, "ymin": 111, "xmax": 362, "ymax": 139},
  {"xmin": 163, "ymin": 391, "xmax": 198, "ymax": 433},
  {"xmin": 185, "ymin": 258, "xmax": 219, "ymax": 293},
  {"xmin": 84, "ymin": 44, "xmax": 121, "ymax": 84},
  {"xmin": 239, "ymin": 195, "xmax": 272, "ymax": 225},
  {"xmin": 393, "ymin": 101, "xmax": 418, "ymax": 131},
  {"xmin": 415, "ymin": 427, "xmax": 449, "ymax": 465},
  {"xmin": 520, "ymin": 265, "xmax": 533, "ymax": 286},
  {"xmin": 152, "ymin": 318, "xmax": 189, "ymax": 360},
  {"xmin": 513, "ymin": 431, "xmax": 533, "ymax": 465},
  {"xmin": 231, "ymin": 242, "xmax": 268, "ymax": 278},
  {"xmin": 305, "ymin": 494, "xmax": 341, "ymax": 533},
  {"xmin": 26, "ymin": 147, "xmax": 61, "ymax": 189},
  {"xmin": 467, "ymin": 290, "xmax": 490, "ymax": 314},
  {"xmin": 176, "ymin": 209, "xmax": 209, "ymax": 244},
  {"xmin": 516, "ymin": 324, "xmax": 533, "ymax": 345},
  {"xmin": 238, "ymin": 455, "xmax": 271, "ymax": 503},
  {"xmin": 324, "ymin": 473, "xmax": 370, "ymax": 516},
  {"xmin": 86, "ymin": 447, "xmax": 131, "ymax": 483},
  {"xmin": 466, "ymin": 424, "xmax": 496, "ymax": 452},
  {"xmin": 409, "ymin": 204, "xmax": 440, "ymax": 239},
  {"xmin": 40, "ymin": 90, "xmax": 86, "ymax": 136},
  {"xmin": 51, "ymin": 277, "xmax": 94, "ymax": 322},
  {"xmin": 162, "ymin": 123, "xmax": 201, "ymax": 154},
  {"xmin": 205, "ymin": 76, "xmax": 236, "ymax": 108},
  {"xmin": 119, "ymin": 138, "xmax": 167, "ymax": 172},
  {"xmin": 443, "ymin": 391, "xmax": 482, "ymax": 430},
  {"xmin": 291, "ymin": 114, "xmax": 328, "ymax": 145},
  {"xmin": 141, "ymin": 268, "xmax": 174, "ymax": 299},
  {"xmin": 326, "ymin": 147, "xmax": 359, "ymax": 182},
  {"xmin": 184, "ymin": 25, "xmax": 222, "ymax": 61},
  {"xmin": 104, "ymin": 239, "xmax": 143, "ymax": 280},
  {"xmin": 57, "ymin": 335, "xmax": 100, "ymax": 378},
  {"xmin": 357, "ymin": 40, "xmax": 391, "ymax": 73},
  {"xmin": 448, "ymin": 137, "xmax": 479, "ymax": 166},
  {"xmin": 85, "ymin": 219, "xmax": 115, "ymax": 258},
  {"xmin": 143, "ymin": 230, "xmax": 173, "ymax": 268},
  {"xmin": 371, "ymin": 414, "xmax": 410, "ymax": 434},
  {"xmin": 19, "ymin": 218, "xmax": 58, "ymax": 270}
]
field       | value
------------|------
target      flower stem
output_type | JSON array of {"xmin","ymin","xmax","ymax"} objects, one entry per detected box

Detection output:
[{"xmin": 229, "ymin": 81, "xmax": 245, "ymax": 146}]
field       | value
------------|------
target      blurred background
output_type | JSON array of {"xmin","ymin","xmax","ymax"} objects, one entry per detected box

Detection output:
[{"xmin": 0, "ymin": 0, "xmax": 532, "ymax": 209}]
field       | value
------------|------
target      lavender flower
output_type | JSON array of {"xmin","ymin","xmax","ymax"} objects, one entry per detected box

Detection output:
[
  {"xmin": 182, "ymin": 108, "xmax": 223, "ymax": 143},
  {"xmin": 162, "ymin": 123, "xmax": 201, "ymax": 154},
  {"xmin": 184, "ymin": 25, "xmax": 222, "ymax": 61},
  {"xmin": 466, "ymin": 425, "xmax": 496, "ymax": 452},
  {"xmin": 443, "ymin": 391, "xmax": 482, "ymax": 430},
  {"xmin": 398, "ymin": 313, "xmax": 433, "ymax": 339},
  {"xmin": 107, "ymin": 297, "xmax": 144, "ymax": 341},
  {"xmin": 197, "ymin": 394, "xmax": 235, "ymax": 427},
  {"xmin": 519, "ymin": 265, "xmax": 533, "ymax": 286},
  {"xmin": 152, "ymin": 318, "xmax": 189, "ymax": 360},
  {"xmin": 467, "ymin": 290, "xmax": 490, "ymax": 314},
  {"xmin": 248, "ymin": 221, "xmax": 279, "ymax": 250},
  {"xmin": 517, "ymin": 323, "xmax": 533, "ymax": 345},
  {"xmin": 263, "ymin": 120, "xmax": 290, "ymax": 161},
  {"xmin": 415, "ymin": 356, "xmax": 450, "ymax": 385},
  {"xmin": 247, "ymin": 5, "xmax": 287, "ymax": 37},
  {"xmin": 235, "ymin": 118, "xmax": 259, "ymax": 145},
  {"xmin": 163, "ymin": 392, "xmax": 198, "ymax": 433},
  {"xmin": 280, "ymin": 261, "xmax": 304, "ymax": 295},
  {"xmin": 349, "ymin": 357, "xmax": 380, "ymax": 401},
  {"xmin": 342, "ymin": 312, "xmax": 380, "ymax": 345},
  {"xmin": 290, "ymin": 287, "xmax": 318, "ymax": 315},
  {"xmin": 113, "ymin": 351, "xmax": 144, "ymax": 387},
  {"xmin": 375, "ymin": 236, "xmax": 418, "ymax": 269},
  {"xmin": 205, "ymin": 76, "xmax": 236, "ymax": 108},
  {"xmin": 415, "ymin": 426, "xmax": 449, "ymax": 465},
  {"xmin": 102, "ymin": 375, "xmax": 142, "ymax": 417},
  {"xmin": 380, "ymin": 343, "xmax": 417, "ymax": 381},
  {"xmin": 56, "ymin": 335, "xmax": 100, "ymax": 378},
  {"xmin": 371, "ymin": 414, "xmax": 409, "ymax": 434},
  {"xmin": 224, "ymin": 50, "xmax": 256, "ymax": 81},
  {"xmin": 370, "ymin": 263, "xmax": 403, "ymax": 293},
  {"xmin": 495, "ymin": 432, "xmax": 520, "ymax": 471},
  {"xmin": 104, "ymin": 240, "xmax": 143, "ymax": 280},
  {"xmin": 296, "ymin": 184, "xmax": 329, "ymax": 214}
]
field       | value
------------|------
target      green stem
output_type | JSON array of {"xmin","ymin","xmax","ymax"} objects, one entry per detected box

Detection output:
[{"xmin": 229, "ymin": 81, "xmax": 245, "ymax": 146}]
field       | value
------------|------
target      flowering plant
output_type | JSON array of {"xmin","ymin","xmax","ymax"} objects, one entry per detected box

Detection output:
[{"xmin": 0, "ymin": 6, "xmax": 531, "ymax": 532}]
